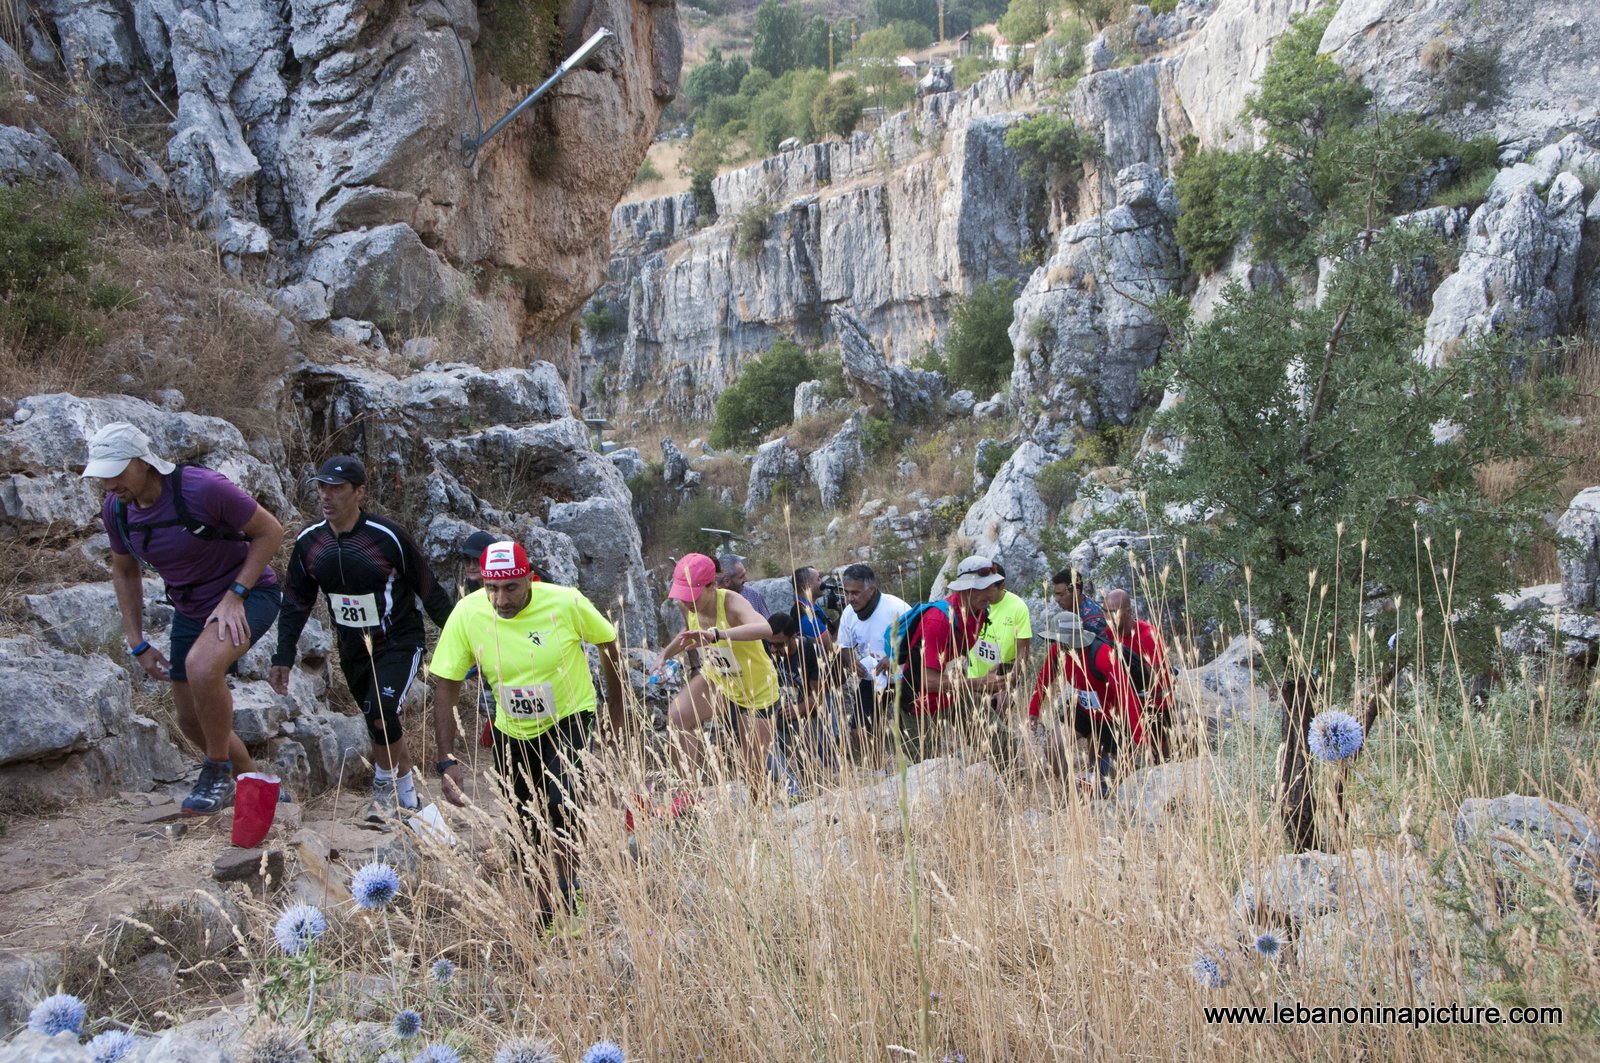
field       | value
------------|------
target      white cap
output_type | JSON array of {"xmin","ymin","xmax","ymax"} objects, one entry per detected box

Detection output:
[
  {"xmin": 947, "ymin": 554, "xmax": 1004, "ymax": 592},
  {"xmin": 80, "ymin": 422, "xmax": 175, "ymax": 479}
]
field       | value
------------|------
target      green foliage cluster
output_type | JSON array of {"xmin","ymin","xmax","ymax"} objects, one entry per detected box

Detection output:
[
  {"xmin": 1437, "ymin": 41, "xmax": 1502, "ymax": 112},
  {"xmin": 1004, "ymin": 112, "xmax": 1089, "ymax": 203},
  {"xmin": 810, "ymin": 77, "xmax": 866, "ymax": 140},
  {"xmin": 1063, "ymin": 0, "xmax": 1126, "ymax": 29},
  {"xmin": 0, "ymin": 182, "xmax": 128, "ymax": 344},
  {"xmin": 996, "ymin": 0, "xmax": 1049, "ymax": 45},
  {"xmin": 710, "ymin": 338, "xmax": 823, "ymax": 449},
  {"xmin": 953, "ymin": 54, "xmax": 999, "ymax": 89},
  {"xmin": 861, "ymin": 414, "xmax": 899, "ymax": 456},
  {"xmin": 1035, "ymin": 459, "xmax": 1078, "ymax": 513},
  {"xmin": 476, "ymin": 0, "xmax": 561, "ymax": 86},
  {"xmin": 690, "ymin": 170, "xmax": 717, "ymax": 218},
  {"xmin": 634, "ymin": 156, "xmax": 664, "ymax": 186},
  {"xmin": 1037, "ymin": 20, "xmax": 1091, "ymax": 82},
  {"xmin": 1135, "ymin": 229, "xmax": 1564, "ymax": 676},
  {"xmin": 1172, "ymin": 5, "xmax": 1509, "ymax": 274},
  {"xmin": 941, "ymin": 278, "xmax": 1019, "ymax": 395},
  {"xmin": 735, "ymin": 203, "xmax": 776, "ymax": 260},
  {"xmin": 662, "ymin": 494, "xmax": 747, "ymax": 557},
  {"xmin": 581, "ymin": 302, "xmax": 619, "ymax": 339}
]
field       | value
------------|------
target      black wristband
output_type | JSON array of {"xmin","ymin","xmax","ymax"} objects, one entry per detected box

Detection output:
[
  {"xmin": 436, "ymin": 757, "xmax": 458, "ymax": 775},
  {"xmin": 229, "ymin": 581, "xmax": 250, "ymax": 598}
]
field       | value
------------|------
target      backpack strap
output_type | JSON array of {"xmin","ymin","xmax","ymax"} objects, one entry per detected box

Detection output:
[{"xmin": 112, "ymin": 465, "xmax": 248, "ymax": 602}]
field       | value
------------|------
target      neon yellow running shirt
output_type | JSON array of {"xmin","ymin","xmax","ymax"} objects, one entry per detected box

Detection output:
[{"xmin": 688, "ymin": 589, "xmax": 780, "ymax": 711}]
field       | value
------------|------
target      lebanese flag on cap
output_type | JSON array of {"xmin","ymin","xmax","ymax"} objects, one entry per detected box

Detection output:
[{"xmin": 480, "ymin": 540, "xmax": 531, "ymax": 582}]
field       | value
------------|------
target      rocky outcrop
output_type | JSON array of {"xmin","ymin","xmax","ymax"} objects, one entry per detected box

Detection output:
[
  {"xmin": 807, "ymin": 413, "xmax": 865, "ymax": 509},
  {"xmin": 581, "ymin": 72, "xmax": 1042, "ymax": 419},
  {"xmin": 1173, "ymin": 0, "xmax": 1317, "ymax": 149},
  {"xmin": 832, "ymin": 310, "xmax": 944, "ymax": 419},
  {"xmin": 1558, "ymin": 487, "xmax": 1600, "ymax": 608},
  {"xmin": 746, "ymin": 437, "xmax": 803, "ymax": 512},
  {"xmin": 1418, "ymin": 137, "xmax": 1597, "ymax": 365},
  {"xmin": 30, "ymin": 0, "xmax": 680, "ymax": 356},
  {"xmin": 952, "ymin": 441, "xmax": 1051, "ymax": 595},
  {"xmin": 0, "ymin": 125, "xmax": 78, "ymax": 187},
  {"xmin": 1455, "ymin": 793, "xmax": 1600, "ymax": 908},
  {"xmin": 1009, "ymin": 163, "xmax": 1183, "ymax": 450},
  {"xmin": 1321, "ymin": 0, "xmax": 1600, "ymax": 149},
  {"xmin": 0, "ymin": 393, "xmax": 289, "ymax": 537}
]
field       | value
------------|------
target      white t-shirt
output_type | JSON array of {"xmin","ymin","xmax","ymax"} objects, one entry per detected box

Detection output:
[{"xmin": 838, "ymin": 591, "xmax": 911, "ymax": 691}]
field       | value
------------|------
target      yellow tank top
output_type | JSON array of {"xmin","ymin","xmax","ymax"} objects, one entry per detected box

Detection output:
[{"xmin": 689, "ymin": 590, "xmax": 780, "ymax": 711}]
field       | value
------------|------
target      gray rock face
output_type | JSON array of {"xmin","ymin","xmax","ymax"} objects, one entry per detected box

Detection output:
[
  {"xmin": 746, "ymin": 437, "xmax": 803, "ymax": 512},
  {"xmin": 793, "ymin": 379, "xmax": 846, "ymax": 421},
  {"xmin": 1557, "ymin": 487, "xmax": 1600, "ymax": 609},
  {"xmin": 25, "ymin": 581, "xmax": 173, "ymax": 654},
  {"xmin": 1419, "ymin": 138, "xmax": 1596, "ymax": 365},
  {"xmin": 0, "ymin": 125, "xmax": 79, "ymax": 187},
  {"xmin": 303, "ymin": 224, "xmax": 472, "ymax": 335},
  {"xmin": 1173, "ymin": 0, "xmax": 1316, "ymax": 149},
  {"xmin": 0, "ymin": 393, "xmax": 289, "ymax": 537},
  {"xmin": 833, "ymin": 309, "xmax": 945, "ymax": 419},
  {"xmin": 607, "ymin": 446, "xmax": 647, "ymax": 482},
  {"xmin": 0, "ymin": 1031, "xmax": 91, "ymax": 1063},
  {"xmin": 953, "ymin": 441, "xmax": 1051, "ymax": 595},
  {"xmin": 0, "ymin": 635, "xmax": 186, "ymax": 797},
  {"xmin": 1455, "ymin": 793, "xmax": 1600, "ymax": 907},
  {"xmin": 582, "ymin": 72, "xmax": 1042, "ymax": 419},
  {"xmin": 35, "ymin": 0, "xmax": 680, "ymax": 351},
  {"xmin": 1175, "ymin": 634, "xmax": 1271, "ymax": 732},
  {"xmin": 807, "ymin": 413, "xmax": 865, "ymax": 509},
  {"xmin": 1009, "ymin": 164, "xmax": 1183, "ymax": 449},
  {"xmin": 1321, "ymin": 0, "xmax": 1600, "ymax": 149},
  {"xmin": 0, "ymin": 953, "xmax": 63, "ymax": 1039}
]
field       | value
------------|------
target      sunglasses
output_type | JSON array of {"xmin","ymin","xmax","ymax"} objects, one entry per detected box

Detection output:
[{"xmin": 961, "ymin": 564, "xmax": 999, "ymax": 578}]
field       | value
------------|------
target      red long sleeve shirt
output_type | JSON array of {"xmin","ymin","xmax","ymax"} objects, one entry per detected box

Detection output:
[{"xmin": 1027, "ymin": 639, "xmax": 1145, "ymax": 745}]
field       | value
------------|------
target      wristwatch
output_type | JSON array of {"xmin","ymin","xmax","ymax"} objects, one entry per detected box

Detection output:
[
  {"xmin": 229, "ymin": 581, "xmax": 250, "ymax": 599},
  {"xmin": 436, "ymin": 756, "xmax": 458, "ymax": 775}
]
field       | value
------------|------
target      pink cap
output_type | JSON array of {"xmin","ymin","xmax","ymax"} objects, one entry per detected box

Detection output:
[{"xmin": 669, "ymin": 553, "xmax": 717, "ymax": 602}]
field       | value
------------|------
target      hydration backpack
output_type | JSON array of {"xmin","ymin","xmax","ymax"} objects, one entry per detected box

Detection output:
[
  {"xmin": 112, "ymin": 464, "xmax": 249, "ymax": 601},
  {"xmin": 884, "ymin": 600, "xmax": 953, "ymax": 689}
]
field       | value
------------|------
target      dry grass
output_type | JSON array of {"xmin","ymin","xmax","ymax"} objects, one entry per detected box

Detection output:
[
  {"xmin": 1480, "ymin": 340, "xmax": 1600, "ymax": 583},
  {"xmin": 781, "ymin": 408, "xmax": 850, "ymax": 453}
]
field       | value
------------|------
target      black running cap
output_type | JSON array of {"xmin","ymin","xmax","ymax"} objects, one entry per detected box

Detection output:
[{"xmin": 310, "ymin": 456, "xmax": 366, "ymax": 486}]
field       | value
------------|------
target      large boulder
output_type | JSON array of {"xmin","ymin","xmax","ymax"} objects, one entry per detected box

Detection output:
[
  {"xmin": 1418, "ymin": 136, "xmax": 1597, "ymax": 366},
  {"xmin": 0, "ymin": 393, "xmax": 288, "ymax": 537},
  {"xmin": 0, "ymin": 125, "xmax": 79, "ymax": 188},
  {"xmin": 746, "ymin": 437, "xmax": 804, "ymax": 512},
  {"xmin": 37, "ymin": 0, "xmax": 681, "ymax": 351},
  {"xmin": 1008, "ymin": 164, "xmax": 1183, "ymax": 451},
  {"xmin": 832, "ymin": 309, "xmax": 945, "ymax": 420},
  {"xmin": 0, "ymin": 635, "xmax": 185, "ymax": 796},
  {"xmin": 950, "ymin": 441, "xmax": 1051, "ymax": 595},
  {"xmin": 1556, "ymin": 487, "xmax": 1600, "ymax": 608},
  {"xmin": 807, "ymin": 413, "xmax": 865, "ymax": 509},
  {"xmin": 1321, "ymin": 0, "xmax": 1600, "ymax": 148},
  {"xmin": 1454, "ymin": 794, "xmax": 1600, "ymax": 908},
  {"xmin": 24, "ymin": 580, "xmax": 173, "ymax": 653}
]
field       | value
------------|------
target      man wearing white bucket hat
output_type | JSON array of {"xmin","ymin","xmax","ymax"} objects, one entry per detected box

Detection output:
[{"xmin": 83, "ymin": 421, "xmax": 284, "ymax": 815}]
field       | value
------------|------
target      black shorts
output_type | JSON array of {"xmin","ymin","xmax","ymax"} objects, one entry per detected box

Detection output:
[
  {"xmin": 340, "ymin": 641, "xmax": 423, "ymax": 745},
  {"xmin": 491, "ymin": 711, "xmax": 593, "ymax": 852}
]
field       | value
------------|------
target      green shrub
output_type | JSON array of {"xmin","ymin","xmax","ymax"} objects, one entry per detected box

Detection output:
[
  {"xmin": 810, "ymin": 76, "xmax": 864, "ymax": 139},
  {"xmin": 1035, "ymin": 459, "xmax": 1079, "ymax": 512},
  {"xmin": 861, "ymin": 414, "xmax": 898, "ymax": 457},
  {"xmin": 662, "ymin": 494, "xmax": 746, "ymax": 557},
  {"xmin": 476, "ymin": 0, "xmax": 561, "ymax": 85},
  {"xmin": 1004, "ymin": 113, "xmax": 1089, "ymax": 187},
  {"xmin": 976, "ymin": 441, "xmax": 1010, "ymax": 483},
  {"xmin": 710, "ymin": 338, "xmax": 818, "ymax": 449},
  {"xmin": 954, "ymin": 55, "xmax": 998, "ymax": 88},
  {"xmin": 996, "ymin": 0, "xmax": 1048, "ymax": 45},
  {"xmin": 690, "ymin": 170, "xmax": 717, "ymax": 218},
  {"xmin": 812, "ymin": 350, "xmax": 852, "ymax": 401},
  {"xmin": 581, "ymin": 303, "xmax": 620, "ymax": 339},
  {"xmin": 1147, "ymin": 0, "xmax": 1177, "ymax": 13},
  {"xmin": 0, "ymin": 182, "xmax": 126, "ymax": 344},
  {"xmin": 634, "ymin": 156, "xmax": 664, "ymax": 185},
  {"xmin": 735, "ymin": 203, "xmax": 775, "ymax": 261},
  {"xmin": 943, "ymin": 278, "xmax": 1018, "ymax": 396},
  {"xmin": 1038, "ymin": 20, "xmax": 1090, "ymax": 82},
  {"xmin": 1439, "ymin": 41, "xmax": 1501, "ymax": 112},
  {"xmin": 1173, "ymin": 137, "xmax": 1250, "ymax": 273}
]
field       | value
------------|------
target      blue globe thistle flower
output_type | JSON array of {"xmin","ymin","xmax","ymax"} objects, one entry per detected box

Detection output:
[
  {"xmin": 351, "ymin": 862, "xmax": 402, "ymax": 911},
  {"xmin": 88, "ymin": 1030, "xmax": 139, "ymax": 1063},
  {"xmin": 430, "ymin": 958, "xmax": 456, "ymax": 984},
  {"xmin": 581, "ymin": 1041, "xmax": 626, "ymax": 1063},
  {"xmin": 493, "ymin": 1038, "xmax": 558, "ymax": 1063},
  {"xmin": 1307, "ymin": 710, "xmax": 1365, "ymax": 762},
  {"xmin": 241, "ymin": 1027, "xmax": 312, "ymax": 1063},
  {"xmin": 411, "ymin": 1045, "xmax": 462, "ymax": 1063},
  {"xmin": 273, "ymin": 904, "xmax": 328, "ymax": 955},
  {"xmin": 28, "ymin": 993, "xmax": 86, "ymax": 1036},
  {"xmin": 1253, "ymin": 931, "xmax": 1283, "ymax": 960},
  {"xmin": 392, "ymin": 1009, "xmax": 423, "ymax": 1041},
  {"xmin": 1190, "ymin": 950, "xmax": 1227, "ymax": 990}
]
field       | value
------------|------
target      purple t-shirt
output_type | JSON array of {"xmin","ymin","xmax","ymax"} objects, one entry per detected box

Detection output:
[{"xmin": 102, "ymin": 467, "xmax": 277, "ymax": 620}]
